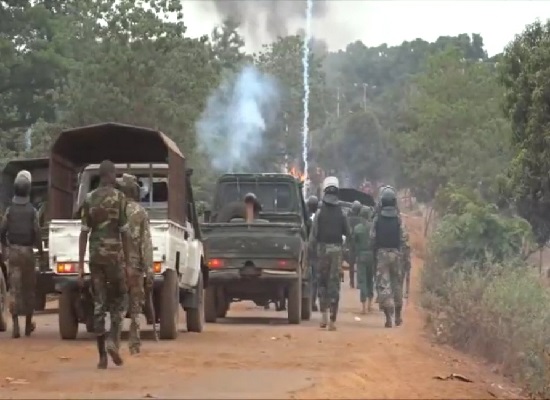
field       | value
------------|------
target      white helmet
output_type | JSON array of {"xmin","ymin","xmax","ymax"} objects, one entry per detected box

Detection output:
[{"xmin": 322, "ymin": 176, "xmax": 339, "ymax": 192}]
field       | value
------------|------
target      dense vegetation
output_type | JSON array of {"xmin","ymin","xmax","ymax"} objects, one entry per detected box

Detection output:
[{"xmin": 3, "ymin": 2, "xmax": 550, "ymax": 394}]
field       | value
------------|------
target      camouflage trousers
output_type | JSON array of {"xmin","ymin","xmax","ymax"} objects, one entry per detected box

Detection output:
[
  {"xmin": 90, "ymin": 263, "xmax": 127, "ymax": 349},
  {"xmin": 7, "ymin": 245, "xmax": 35, "ymax": 316},
  {"xmin": 375, "ymin": 249, "xmax": 403, "ymax": 309},
  {"xmin": 309, "ymin": 260, "xmax": 318, "ymax": 306},
  {"xmin": 126, "ymin": 267, "xmax": 144, "ymax": 351},
  {"xmin": 356, "ymin": 251, "xmax": 375, "ymax": 303},
  {"xmin": 317, "ymin": 244, "xmax": 342, "ymax": 322}
]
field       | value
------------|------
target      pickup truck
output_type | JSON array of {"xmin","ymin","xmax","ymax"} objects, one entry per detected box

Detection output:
[
  {"xmin": 201, "ymin": 173, "xmax": 311, "ymax": 324},
  {"xmin": 47, "ymin": 123, "xmax": 207, "ymax": 340}
]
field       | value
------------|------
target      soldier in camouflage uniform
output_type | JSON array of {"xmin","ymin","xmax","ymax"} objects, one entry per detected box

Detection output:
[
  {"xmin": 346, "ymin": 201, "xmax": 362, "ymax": 288},
  {"xmin": 370, "ymin": 187, "xmax": 410, "ymax": 328},
  {"xmin": 116, "ymin": 173, "xmax": 154, "ymax": 355},
  {"xmin": 353, "ymin": 206, "xmax": 375, "ymax": 314},
  {"xmin": 306, "ymin": 195, "xmax": 319, "ymax": 311},
  {"xmin": 79, "ymin": 160, "xmax": 130, "ymax": 369},
  {"xmin": 309, "ymin": 177, "xmax": 350, "ymax": 331},
  {"xmin": 0, "ymin": 170, "xmax": 43, "ymax": 338}
]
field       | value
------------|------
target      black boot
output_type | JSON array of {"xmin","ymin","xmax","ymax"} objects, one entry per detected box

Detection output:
[
  {"xmin": 106, "ymin": 338, "xmax": 124, "ymax": 366},
  {"xmin": 395, "ymin": 306, "xmax": 403, "ymax": 326},
  {"xmin": 97, "ymin": 335, "xmax": 108, "ymax": 369},
  {"xmin": 25, "ymin": 314, "xmax": 35, "ymax": 336},
  {"xmin": 11, "ymin": 315, "xmax": 20, "ymax": 339},
  {"xmin": 383, "ymin": 307, "xmax": 393, "ymax": 328}
]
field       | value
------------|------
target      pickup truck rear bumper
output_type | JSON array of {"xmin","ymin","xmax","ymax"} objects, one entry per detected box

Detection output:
[
  {"xmin": 54, "ymin": 274, "xmax": 166, "ymax": 292},
  {"xmin": 208, "ymin": 268, "xmax": 299, "ymax": 283}
]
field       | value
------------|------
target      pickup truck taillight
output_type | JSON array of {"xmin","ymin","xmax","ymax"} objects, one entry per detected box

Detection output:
[
  {"xmin": 57, "ymin": 262, "xmax": 77, "ymax": 274},
  {"xmin": 153, "ymin": 262, "xmax": 162, "ymax": 273},
  {"xmin": 208, "ymin": 258, "xmax": 225, "ymax": 268}
]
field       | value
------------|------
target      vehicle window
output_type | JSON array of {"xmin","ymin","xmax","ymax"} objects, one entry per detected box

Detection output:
[{"xmin": 219, "ymin": 182, "xmax": 295, "ymax": 212}]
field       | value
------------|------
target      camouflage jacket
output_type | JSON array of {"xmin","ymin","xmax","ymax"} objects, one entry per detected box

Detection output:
[
  {"xmin": 369, "ymin": 214, "xmax": 411, "ymax": 270},
  {"xmin": 352, "ymin": 219, "xmax": 373, "ymax": 254},
  {"xmin": 80, "ymin": 184, "xmax": 129, "ymax": 265},
  {"xmin": 125, "ymin": 200, "xmax": 153, "ymax": 272}
]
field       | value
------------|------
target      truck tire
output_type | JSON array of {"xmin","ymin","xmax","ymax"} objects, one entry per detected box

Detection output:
[
  {"xmin": 186, "ymin": 273, "xmax": 204, "ymax": 333},
  {"xmin": 159, "ymin": 269, "xmax": 179, "ymax": 340},
  {"xmin": 0, "ymin": 271, "xmax": 7, "ymax": 332},
  {"xmin": 301, "ymin": 293, "xmax": 311, "ymax": 321},
  {"xmin": 59, "ymin": 287, "xmax": 78, "ymax": 340},
  {"xmin": 204, "ymin": 286, "xmax": 217, "ymax": 323},
  {"xmin": 287, "ymin": 281, "xmax": 302, "ymax": 324}
]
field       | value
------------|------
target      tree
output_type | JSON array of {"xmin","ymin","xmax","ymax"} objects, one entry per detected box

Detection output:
[
  {"xmin": 210, "ymin": 18, "xmax": 250, "ymax": 72},
  {"xmin": 499, "ymin": 19, "xmax": 550, "ymax": 254}
]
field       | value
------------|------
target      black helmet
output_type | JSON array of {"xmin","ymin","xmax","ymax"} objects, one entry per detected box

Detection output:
[
  {"xmin": 380, "ymin": 186, "xmax": 397, "ymax": 208},
  {"xmin": 351, "ymin": 200, "xmax": 362, "ymax": 214},
  {"xmin": 306, "ymin": 195, "xmax": 319, "ymax": 214}
]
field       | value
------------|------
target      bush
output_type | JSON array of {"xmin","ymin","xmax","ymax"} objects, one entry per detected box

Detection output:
[{"xmin": 422, "ymin": 185, "xmax": 549, "ymax": 396}]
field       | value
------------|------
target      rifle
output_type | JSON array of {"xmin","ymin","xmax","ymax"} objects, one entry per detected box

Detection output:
[{"xmin": 144, "ymin": 278, "xmax": 158, "ymax": 341}]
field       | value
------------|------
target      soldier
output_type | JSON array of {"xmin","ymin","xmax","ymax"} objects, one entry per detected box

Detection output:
[
  {"xmin": 309, "ymin": 176, "xmax": 350, "ymax": 331},
  {"xmin": 0, "ymin": 170, "xmax": 43, "ymax": 338},
  {"xmin": 354, "ymin": 206, "xmax": 375, "ymax": 314},
  {"xmin": 370, "ymin": 187, "xmax": 410, "ymax": 328},
  {"xmin": 79, "ymin": 160, "xmax": 131, "ymax": 369},
  {"xmin": 306, "ymin": 195, "xmax": 319, "ymax": 311},
  {"xmin": 116, "ymin": 174, "xmax": 153, "ymax": 355},
  {"xmin": 346, "ymin": 201, "xmax": 362, "ymax": 288}
]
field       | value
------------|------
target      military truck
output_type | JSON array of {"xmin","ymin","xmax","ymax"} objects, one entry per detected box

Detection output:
[
  {"xmin": 48, "ymin": 122, "xmax": 207, "ymax": 340},
  {"xmin": 201, "ymin": 173, "xmax": 311, "ymax": 324},
  {"xmin": 0, "ymin": 158, "xmax": 52, "ymax": 312}
]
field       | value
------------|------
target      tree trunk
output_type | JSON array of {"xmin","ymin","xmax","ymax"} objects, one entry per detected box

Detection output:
[{"xmin": 423, "ymin": 205, "xmax": 434, "ymax": 238}]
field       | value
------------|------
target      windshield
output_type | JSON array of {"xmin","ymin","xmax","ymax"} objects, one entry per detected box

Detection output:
[{"xmin": 217, "ymin": 182, "xmax": 296, "ymax": 212}]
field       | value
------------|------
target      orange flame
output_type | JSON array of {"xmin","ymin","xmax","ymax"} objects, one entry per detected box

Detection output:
[{"xmin": 288, "ymin": 166, "xmax": 306, "ymax": 182}]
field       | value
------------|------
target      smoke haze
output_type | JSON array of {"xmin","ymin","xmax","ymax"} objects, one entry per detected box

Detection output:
[{"xmin": 196, "ymin": 66, "xmax": 280, "ymax": 172}]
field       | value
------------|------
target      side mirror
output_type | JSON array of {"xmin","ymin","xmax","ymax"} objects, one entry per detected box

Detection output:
[{"xmin": 203, "ymin": 210, "xmax": 211, "ymax": 223}]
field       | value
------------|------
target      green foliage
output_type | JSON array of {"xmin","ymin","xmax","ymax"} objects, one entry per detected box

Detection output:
[{"xmin": 500, "ymin": 20, "xmax": 550, "ymax": 246}]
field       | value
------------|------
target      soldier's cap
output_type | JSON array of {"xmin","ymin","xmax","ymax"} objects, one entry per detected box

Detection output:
[{"xmin": 15, "ymin": 170, "xmax": 32, "ymax": 184}]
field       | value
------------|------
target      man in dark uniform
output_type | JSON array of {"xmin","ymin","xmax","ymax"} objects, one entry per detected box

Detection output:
[
  {"xmin": 306, "ymin": 195, "xmax": 319, "ymax": 311},
  {"xmin": 79, "ymin": 160, "xmax": 131, "ymax": 369},
  {"xmin": 309, "ymin": 177, "xmax": 350, "ymax": 331},
  {"xmin": 0, "ymin": 170, "xmax": 43, "ymax": 338},
  {"xmin": 346, "ymin": 200, "xmax": 362, "ymax": 288}
]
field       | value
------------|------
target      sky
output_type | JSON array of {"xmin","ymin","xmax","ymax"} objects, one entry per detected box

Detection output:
[{"xmin": 181, "ymin": 0, "xmax": 550, "ymax": 56}]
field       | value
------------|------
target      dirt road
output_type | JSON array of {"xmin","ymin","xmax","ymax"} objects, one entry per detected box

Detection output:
[{"xmin": 0, "ymin": 219, "xmax": 522, "ymax": 399}]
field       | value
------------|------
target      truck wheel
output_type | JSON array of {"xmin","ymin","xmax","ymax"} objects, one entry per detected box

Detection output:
[
  {"xmin": 0, "ymin": 271, "xmax": 7, "ymax": 332},
  {"xmin": 35, "ymin": 291, "xmax": 46, "ymax": 312},
  {"xmin": 159, "ymin": 269, "xmax": 179, "ymax": 340},
  {"xmin": 186, "ymin": 273, "xmax": 204, "ymax": 333},
  {"xmin": 287, "ymin": 281, "xmax": 302, "ymax": 324},
  {"xmin": 204, "ymin": 286, "xmax": 217, "ymax": 323},
  {"xmin": 59, "ymin": 287, "xmax": 78, "ymax": 340},
  {"xmin": 301, "ymin": 292, "xmax": 311, "ymax": 321}
]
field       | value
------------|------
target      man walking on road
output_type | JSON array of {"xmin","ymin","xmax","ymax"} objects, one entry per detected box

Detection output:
[
  {"xmin": 0, "ymin": 170, "xmax": 43, "ymax": 338},
  {"xmin": 306, "ymin": 195, "xmax": 319, "ymax": 311},
  {"xmin": 370, "ymin": 187, "xmax": 410, "ymax": 328},
  {"xmin": 309, "ymin": 177, "xmax": 350, "ymax": 331},
  {"xmin": 346, "ymin": 201, "xmax": 362, "ymax": 289},
  {"xmin": 116, "ymin": 174, "xmax": 154, "ymax": 355},
  {"xmin": 354, "ymin": 206, "xmax": 375, "ymax": 314},
  {"xmin": 79, "ymin": 160, "xmax": 131, "ymax": 369}
]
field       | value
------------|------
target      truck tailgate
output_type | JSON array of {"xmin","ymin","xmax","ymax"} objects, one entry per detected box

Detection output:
[{"xmin": 201, "ymin": 223, "xmax": 303, "ymax": 259}]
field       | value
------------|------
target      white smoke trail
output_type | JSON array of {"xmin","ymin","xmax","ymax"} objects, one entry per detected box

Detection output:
[{"xmin": 301, "ymin": 0, "xmax": 313, "ymax": 197}]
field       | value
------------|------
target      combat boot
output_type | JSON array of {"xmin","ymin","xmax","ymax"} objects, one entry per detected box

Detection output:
[
  {"xmin": 320, "ymin": 310, "xmax": 328, "ymax": 328},
  {"xmin": 328, "ymin": 320, "xmax": 337, "ymax": 331},
  {"xmin": 11, "ymin": 315, "xmax": 20, "ymax": 339},
  {"xmin": 96, "ymin": 334, "xmax": 108, "ymax": 369},
  {"xmin": 367, "ymin": 298, "xmax": 373, "ymax": 312},
  {"xmin": 25, "ymin": 314, "xmax": 35, "ymax": 336},
  {"xmin": 106, "ymin": 339, "xmax": 124, "ymax": 366},
  {"xmin": 383, "ymin": 307, "xmax": 393, "ymax": 328},
  {"xmin": 360, "ymin": 302, "xmax": 367, "ymax": 315},
  {"xmin": 395, "ymin": 306, "xmax": 403, "ymax": 326}
]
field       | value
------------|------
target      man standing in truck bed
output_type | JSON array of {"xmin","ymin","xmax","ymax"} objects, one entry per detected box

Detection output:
[
  {"xmin": 116, "ymin": 173, "xmax": 154, "ymax": 355},
  {"xmin": 0, "ymin": 170, "xmax": 43, "ymax": 338},
  {"xmin": 79, "ymin": 160, "xmax": 131, "ymax": 369}
]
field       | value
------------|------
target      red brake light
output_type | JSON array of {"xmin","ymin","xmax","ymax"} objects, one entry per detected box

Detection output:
[{"xmin": 208, "ymin": 258, "xmax": 224, "ymax": 268}]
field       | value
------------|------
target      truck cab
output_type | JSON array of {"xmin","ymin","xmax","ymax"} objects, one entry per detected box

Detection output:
[{"xmin": 47, "ymin": 122, "xmax": 206, "ymax": 340}]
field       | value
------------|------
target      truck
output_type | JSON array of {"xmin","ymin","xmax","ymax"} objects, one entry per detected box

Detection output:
[
  {"xmin": 47, "ymin": 122, "xmax": 207, "ymax": 340},
  {"xmin": 201, "ymin": 173, "xmax": 311, "ymax": 324},
  {"xmin": 0, "ymin": 158, "xmax": 52, "ymax": 312}
]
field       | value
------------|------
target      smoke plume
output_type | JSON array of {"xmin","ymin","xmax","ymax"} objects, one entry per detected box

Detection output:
[
  {"xmin": 196, "ymin": 66, "xmax": 280, "ymax": 172},
  {"xmin": 206, "ymin": 0, "xmax": 328, "ymax": 41}
]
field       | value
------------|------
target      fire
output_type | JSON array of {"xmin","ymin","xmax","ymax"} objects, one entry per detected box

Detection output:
[{"xmin": 288, "ymin": 166, "xmax": 306, "ymax": 182}]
